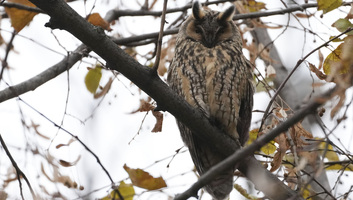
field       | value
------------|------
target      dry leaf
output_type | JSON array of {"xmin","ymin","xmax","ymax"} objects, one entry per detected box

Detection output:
[
  {"xmin": 59, "ymin": 155, "xmax": 81, "ymax": 167},
  {"xmin": 94, "ymin": 77, "xmax": 113, "ymax": 99},
  {"xmin": 87, "ymin": 13, "xmax": 112, "ymax": 31},
  {"xmin": 123, "ymin": 164, "xmax": 167, "ymax": 190},
  {"xmin": 56, "ymin": 138, "xmax": 76, "ymax": 149},
  {"xmin": 270, "ymin": 150, "xmax": 285, "ymax": 172},
  {"xmin": 4, "ymin": 0, "xmax": 38, "ymax": 32},
  {"xmin": 266, "ymin": 65, "xmax": 276, "ymax": 78},
  {"xmin": 295, "ymin": 13, "xmax": 314, "ymax": 18},
  {"xmin": 101, "ymin": 181, "xmax": 135, "ymax": 200},
  {"xmin": 30, "ymin": 120, "xmax": 50, "ymax": 140},
  {"xmin": 130, "ymin": 99, "xmax": 155, "ymax": 114},
  {"xmin": 345, "ymin": 4, "xmax": 353, "ymax": 19},
  {"xmin": 309, "ymin": 62, "xmax": 327, "ymax": 80},
  {"xmin": 318, "ymin": 50, "xmax": 324, "ymax": 70},
  {"xmin": 151, "ymin": 111, "xmax": 163, "ymax": 132}
]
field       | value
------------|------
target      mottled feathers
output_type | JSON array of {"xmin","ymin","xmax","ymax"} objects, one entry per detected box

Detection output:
[{"xmin": 168, "ymin": 1, "xmax": 254, "ymax": 199}]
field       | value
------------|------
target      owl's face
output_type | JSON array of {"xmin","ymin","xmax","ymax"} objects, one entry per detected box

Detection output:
[{"xmin": 179, "ymin": 2, "xmax": 239, "ymax": 48}]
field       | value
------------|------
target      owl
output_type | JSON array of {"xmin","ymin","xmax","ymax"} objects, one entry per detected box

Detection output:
[{"xmin": 167, "ymin": 1, "xmax": 254, "ymax": 200}]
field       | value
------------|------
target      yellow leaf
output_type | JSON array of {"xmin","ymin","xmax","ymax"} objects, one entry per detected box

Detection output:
[
  {"xmin": 246, "ymin": 129, "xmax": 258, "ymax": 146},
  {"xmin": 302, "ymin": 185, "xmax": 312, "ymax": 200},
  {"xmin": 101, "ymin": 181, "xmax": 135, "ymax": 200},
  {"xmin": 317, "ymin": 0, "xmax": 342, "ymax": 14},
  {"xmin": 87, "ymin": 13, "xmax": 112, "ymax": 31},
  {"xmin": 123, "ymin": 164, "xmax": 167, "ymax": 190},
  {"xmin": 326, "ymin": 163, "xmax": 353, "ymax": 171},
  {"xmin": 318, "ymin": 141, "xmax": 339, "ymax": 161},
  {"xmin": 244, "ymin": 0, "xmax": 266, "ymax": 12},
  {"xmin": 4, "ymin": 0, "xmax": 38, "ymax": 32},
  {"xmin": 323, "ymin": 43, "xmax": 349, "ymax": 75},
  {"xmin": 234, "ymin": 183, "xmax": 259, "ymax": 199},
  {"xmin": 260, "ymin": 140, "xmax": 276, "ymax": 155},
  {"xmin": 85, "ymin": 65, "xmax": 102, "ymax": 94}
]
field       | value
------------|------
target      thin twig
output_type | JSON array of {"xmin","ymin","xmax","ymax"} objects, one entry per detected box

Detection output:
[
  {"xmin": 152, "ymin": 0, "xmax": 168, "ymax": 72},
  {"xmin": 17, "ymin": 97, "xmax": 124, "ymax": 200},
  {"xmin": 259, "ymin": 27, "xmax": 353, "ymax": 132},
  {"xmin": 0, "ymin": 30, "xmax": 16, "ymax": 82},
  {"xmin": 0, "ymin": 133, "xmax": 36, "ymax": 200}
]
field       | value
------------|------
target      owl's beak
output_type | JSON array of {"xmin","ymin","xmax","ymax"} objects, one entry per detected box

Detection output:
[{"xmin": 202, "ymin": 32, "xmax": 217, "ymax": 48}]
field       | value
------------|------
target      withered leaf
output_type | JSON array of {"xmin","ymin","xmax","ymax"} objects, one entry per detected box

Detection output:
[
  {"xmin": 151, "ymin": 111, "xmax": 163, "ymax": 132},
  {"xmin": 87, "ymin": 13, "xmax": 112, "ymax": 31},
  {"xmin": 123, "ymin": 164, "xmax": 167, "ymax": 190},
  {"xmin": 4, "ymin": 0, "xmax": 38, "ymax": 32}
]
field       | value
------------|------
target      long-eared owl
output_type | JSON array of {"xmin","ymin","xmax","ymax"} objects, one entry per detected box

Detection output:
[{"xmin": 167, "ymin": 1, "xmax": 254, "ymax": 200}]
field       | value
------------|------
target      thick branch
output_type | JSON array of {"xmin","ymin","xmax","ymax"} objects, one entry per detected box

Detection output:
[
  {"xmin": 25, "ymin": 0, "xmax": 300, "ymax": 199},
  {"xmin": 0, "ymin": 44, "xmax": 89, "ymax": 103}
]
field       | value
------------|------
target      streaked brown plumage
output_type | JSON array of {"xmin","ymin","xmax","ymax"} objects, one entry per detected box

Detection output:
[{"xmin": 167, "ymin": 1, "xmax": 254, "ymax": 199}]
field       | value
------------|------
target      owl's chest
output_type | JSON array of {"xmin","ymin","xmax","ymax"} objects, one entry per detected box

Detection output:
[{"xmin": 192, "ymin": 48, "xmax": 229, "ymax": 88}]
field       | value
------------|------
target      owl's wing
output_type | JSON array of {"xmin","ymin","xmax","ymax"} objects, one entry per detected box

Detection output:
[
  {"xmin": 167, "ymin": 61, "xmax": 210, "ymax": 118},
  {"xmin": 237, "ymin": 71, "xmax": 254, "ymax": 145},
  {"xmin": 176, "ymin": 121, "xmax": 234, "ymax": 199}
]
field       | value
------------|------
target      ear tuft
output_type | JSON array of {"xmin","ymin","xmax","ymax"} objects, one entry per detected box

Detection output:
[
  {"xmin": 192, "ymin": 1, "xmax": 205, "ymax": 20},
  {"xmin": 218, "ymin": 5, "xmax": 235, "ymax": 22}
]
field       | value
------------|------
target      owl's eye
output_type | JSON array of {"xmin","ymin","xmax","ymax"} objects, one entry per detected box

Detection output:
[{"xmin": 195, "ymin": 26, "xmax": 202, "ymax": 34}]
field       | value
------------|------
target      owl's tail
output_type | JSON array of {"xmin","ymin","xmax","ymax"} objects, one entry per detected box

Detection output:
[{"xmin": 189, "ymin": 136, "xmax": 234, "ymax": 200}]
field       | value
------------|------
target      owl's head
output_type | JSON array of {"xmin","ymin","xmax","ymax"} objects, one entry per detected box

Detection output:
[{"xmin": 179, "ymin": 1, "xmax": 240, "ymax": 48}]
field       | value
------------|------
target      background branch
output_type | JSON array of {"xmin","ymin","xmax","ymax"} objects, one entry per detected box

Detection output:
[{"xmin": 0, "ymin": 133, "xmax": 36, "ymax": 199}]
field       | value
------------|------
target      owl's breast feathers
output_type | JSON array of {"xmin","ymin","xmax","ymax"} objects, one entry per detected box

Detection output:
[{"xmin": 169, "ymin": 39, "xmax": 253, "ymax": 143}]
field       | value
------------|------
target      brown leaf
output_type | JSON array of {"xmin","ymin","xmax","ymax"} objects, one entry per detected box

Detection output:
[
  {"xmin": 345, "ymin": 4, "xmax": 353, "ymax": 19},
  {"xmin": 271, "ymin": 134, "xmax": 289, "ymax": 172},
  {"xmin": 87, "ymin": 13, "xmax": 112, "ymax": 31},
  {"xmin": 57, "ymin": 175, "xmax": 78, "ymax": 188},
  {"xmin": 4, "ymin": 0, "xmax": 38, "ymax": 32},
  {"xmin": 30, "ymin": 121, "xmax": 50, "ymax": 140},
  {"xmin": 94, "ymin": 77, "xmax": 113, "ymax": 99},
  {"xmin": 123, "ymin": 164, "xmax": 167, "ymax": 190},
  {"xmin": 270, "ymin": 150, "xmax": 285, "ymax": 172},
  {"xmin": 56, "ymin": 138, "xmax": 76, "ymax": 149},
  {"xmin": 59, "ymin": 155, "xmax": 81, "ymax": 167},
  {"xmin": 295, "ymin": 13, "xmax": 314, "ymax": 18},
  {"xmin": 151, "ymin": 111, "xmax": 163, "ymax": 132},
  {"xmin": 309, "ymin": 62, "xmax": 327, "ymax": 80},
  {"xmin": 130, "ymin": 99, "xmax": 155, "ymax": 114},
  {"xmin": 318, "ymin": 50, "xmax": 324, "ymax": 70},
  {"xmin": 289, "ymin": 123, "xmax": 313, "ymax": 148}
]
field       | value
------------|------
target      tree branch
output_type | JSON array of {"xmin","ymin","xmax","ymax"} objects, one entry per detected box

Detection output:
[
  {"xmin": 25, "ymin": 0, "xmax": 302, "ymax": 199},
  {"xmin": 0, "ymin": 2, "xmax": 44, "ymax": 13},
  {"xmin": 152, "ymin": 0, "xmax": 168, "ymax": 72},
  {"xmin": 0, "ymin": 133, "xmax": 36, "ymax": 199},
  {"xmin": 0, "ymin": 44, "xmax": 89, "ymax": 103}
]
